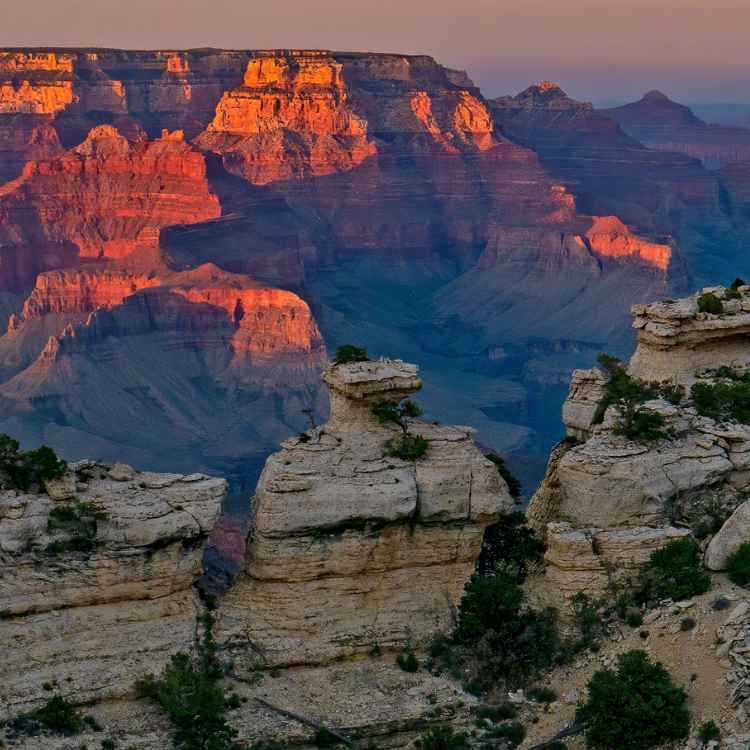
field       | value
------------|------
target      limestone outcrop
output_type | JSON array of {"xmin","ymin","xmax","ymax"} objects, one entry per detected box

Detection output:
[
  {"xmin": 0, "ymin": 462, "xmax": 226, "ymax": 717},
  {"xmin": 527, "ymin": 286, "xmax": 750, "ymax": 605},
  {"xmin": 216, "ymin": 358, "xmax": 513, "ymax": 667},
  {"xmin": 629, "ymin": 286, "xmax": 750, "ymax": 384}
]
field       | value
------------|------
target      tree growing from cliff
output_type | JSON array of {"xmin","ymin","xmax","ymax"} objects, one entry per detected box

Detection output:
[
  {"xmin": 596, "ymin": 354, "xmax": 681, "ymax": 442},
  {"xmin": 580, "ymin": 650, "xmax": 690, "ymax": 750},
  {"xmin": 136, "ymin": 613, "xmax": 238, "ymax": 750},
  {"xmin": 484, "ymin": 453, "xmax": 522, "ymax": 500},
  {"xmin": 372, "ymin": 398, "xmax": 428, "ymax": 461},
  {"xmin": 333, "ymin": 344, "xmax": 369, "ymax": 365},
  {"xmin": 0, "ymin": 433, "xmax": 68, "ymax": 493}
]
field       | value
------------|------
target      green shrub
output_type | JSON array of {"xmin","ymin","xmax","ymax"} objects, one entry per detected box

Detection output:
[
  {"xmin": 580, "ymin": 650, "xmax": 689, "ymax": 750},
  {"xmin": 4, "ymin": 695, "xmax": 85, "ymax": 738},
  {"xmin": 458, "ymin": 576, "xmax": 561, "ymax": 687},
  {"xmin": 415, "ymin": 726, "xmax": 469, "ymax": 750},
  {"xmin": 396, "ymin": 651, "xmax": 419, "ymax": 672},
  {"xmin": 485, "ymin": 722, "xmax": 526, "ymax": 747},
  {"xmin": 35, "ymin": 696, "xmax": 83, "ymax": 734},
  {"xmin": 680, "ymin": 617, "xmax": 696, "ymax": 632},
  {"xmin": 643, "ymin": 538, "xmax": 710, "ymax": 601},
  {"xmin": 699, "ymin": 720, "xmax": 721, "ymax": 744},
  {"xmin": 484, "ymin": 454, "xmax": 522, "ymax": 499},
  {"xmin": 724, "ymin": 278, "xmax": 745, "ymax": 300},
  {"xmin": 625, "ymin": 609, "xmax": 644, "ymax": 628},
  {"xmin": 373, "ymin": 398, "xmax": 427, "ymax": 461},
  {"xmin": 726, "ymin": 541, "xmax": 750, "ymax": 585},
  {"xmin": 476, "ymin": 511, "xmax": 545, "ymax": 578},
  {"xmin": 613, "ymin": 407, "xmax": 669, "ymax": 442},
  {"xmin": 313, "ymin": 728, "xmax": 337, "ymax": 748},
  {"xmin": 691, "ymin": 378, "xmax": 750, "ymax": 423},
  {"xmin": 102, "ymin": 741, "xmax": 116, "ymax": 750},
  {"xmin": 298, "ymin": 432, "xmax": 311, "ymax": 443},
  {"xmin": 333, "ymin": 345, "xmax": 369, "ymax": 365},
  {"xmin": 697, "ymin": 292, "xmax": 724, "ymax": 314},
  {"xmin": 596, "ymin": 356, "xmax": 678, "ymax": 442},
  {"xmin": 0, "ymin": 434, "xmax": 68, "ymax": 492},
  {"xmin": 454, "ymin": 576, "xmax": 525, "ymax": 645},
  {"xmin": 46, "ymin": 501, "xmax": 109, "ymax": 555},
  {"xmin": 570, "ymin": 592, "xmax": 607, "ymax": 650},
  {"xmin": 659, "ymin": 381, "xmax": 685, "ymax": 406},
  {"xmin": 84, "ymin": 715, "xmax": 103, "ymax": 732}
]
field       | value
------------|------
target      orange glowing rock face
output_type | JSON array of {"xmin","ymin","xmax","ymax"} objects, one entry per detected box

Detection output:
[
  {"xmin": 195, "ymin": 55, "xmax": 376, "ymax": 184},
  {"xmin": 17, "ymin": 262, "xmax": 326, "ymax": 364},
  {"xmin": 0, "ymin": 125, "xmax": 221, "ymax": 259},
  {"xmin": 583, "ymin": 215, "xmax": 672, "ymax": 271}
]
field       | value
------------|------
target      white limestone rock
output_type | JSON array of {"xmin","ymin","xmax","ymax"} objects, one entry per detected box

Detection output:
[{"xmin": 217, "ymin": 359, "xmax": 513, "ymax": 667}]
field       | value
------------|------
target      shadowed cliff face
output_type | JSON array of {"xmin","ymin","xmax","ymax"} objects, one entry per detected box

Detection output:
[
  {"xmin": 600, "ymin": 91, "xmax": 750, "ymax": 170},
  {"xmin": 0, "ymin": 49, "xmax": 727, "ymax": 505}
]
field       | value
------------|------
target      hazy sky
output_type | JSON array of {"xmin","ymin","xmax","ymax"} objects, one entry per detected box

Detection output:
[{"xmin": 2, "ymin": 0, "xmax": 750, "ymax": 103}]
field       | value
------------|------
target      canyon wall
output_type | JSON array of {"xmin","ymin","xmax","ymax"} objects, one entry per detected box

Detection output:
[
  {"xmin": 0, "ymin": 47, "xmax": 739, "ymax": 498},
  {"xmin": 601, "ymin": 91, "xmax": 750, "ymax": 170}
]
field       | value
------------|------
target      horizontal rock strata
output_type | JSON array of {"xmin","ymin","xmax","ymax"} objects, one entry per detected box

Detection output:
[
  {"xmin": 217, "ymin": 358, "xmax": 513, "ymax": 667},
  {"xmin": 0, "ymin": 461, "xmax": 225, "ymax": 716},
  {"xmin": 527, "ymin": 288, "xmax": 750, "ymax": 607}
]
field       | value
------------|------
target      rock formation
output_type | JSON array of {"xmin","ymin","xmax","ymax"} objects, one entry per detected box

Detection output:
[
  {"xmin": 0, "ymin": 461, "xmax": 225, "ymax": 717},
  {"xmin": 0, "ymin": 125, "xmax": 220, "ymax": 261},
  {"xmin": 216, "ymin": 358, "xmax": 513, "ymax": 667},
  {"xmin": 527, "ymin": 284, "xmax": 750, "ymax": 605},
  {"xmin": 600, "ymin": 91, "xmax": 750, "ymax": 170}
]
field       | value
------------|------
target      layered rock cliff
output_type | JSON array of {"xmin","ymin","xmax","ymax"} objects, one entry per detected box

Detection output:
[
  {"xmin": 216, "ymin": 358, "xmax": 513, "ymax": 667},
  {"xmin": 526, "ymin": 285, "xmax": 750, "ymax": 607},
  {"xmin": 0, "ymin": 125, "xmax": 220, "ymax": 262},
  {"xmin": 601, "ymin": 91, "xmax": 750, "ymax": 170},
  {"xmin": 0, "ymin": 460, "xmax": 225, "ymax": 716}
]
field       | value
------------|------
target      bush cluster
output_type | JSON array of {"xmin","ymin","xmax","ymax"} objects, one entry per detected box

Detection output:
[
  {"xmin": 691, "ymin": 368, "xmax": 750, "ymax": 424},
  {"xmin": 580, "ymin": 650, "xmax": 690, "ymax": 750},
  {"xmin": 2, "ymin": 695, "xmax": 84, "ymax": 739},
  {"xmin": 0, "ymin": 433, "xmax": 68, "ymax": 492},
  {"xmin": 640, "ymin": 538, "xmax": 710, "ymax": 602},
  {"xmin": 333, "ymin": 344, "xmax": 369, "ymax": 365}
]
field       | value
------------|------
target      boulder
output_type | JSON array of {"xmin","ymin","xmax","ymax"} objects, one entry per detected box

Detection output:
[{"xmin": 706, "ymin": 500, "xmax": 750, "ymax": 570}]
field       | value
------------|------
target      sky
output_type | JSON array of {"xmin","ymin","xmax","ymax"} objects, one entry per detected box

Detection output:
[{"xmin": 2, "ymin": 0, "xmax": 750, "ymax": 104}]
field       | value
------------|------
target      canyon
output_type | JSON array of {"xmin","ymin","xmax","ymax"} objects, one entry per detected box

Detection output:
[{"xmin": 0, "ymin": 48, "xmax": 747, "ymax": 529}]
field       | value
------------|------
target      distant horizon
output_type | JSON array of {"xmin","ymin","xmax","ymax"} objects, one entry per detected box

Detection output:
[{"xmin": 1, "ymin": 0, "xmax": 749, "ymax": 104}]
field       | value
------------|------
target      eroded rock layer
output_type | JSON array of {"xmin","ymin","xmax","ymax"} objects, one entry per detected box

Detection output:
[
  {"xmin": 0, "ymin": 461, "xmax": 226, "ymax": 716},
  {"xmin": 526, "ymin": 286, "xmax": 750, "ymax": 606},
  {"xmin": 217, "ymin": 358, "xmax": 513, "ymax": 666},
  {"xmin": 0, "ymin": 125, "xmax": 220, "ymax": 261}
]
